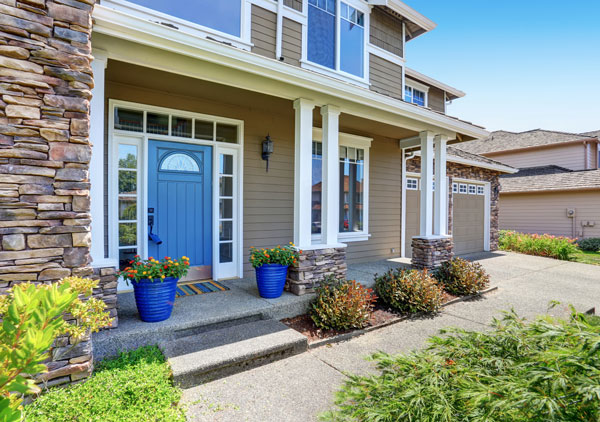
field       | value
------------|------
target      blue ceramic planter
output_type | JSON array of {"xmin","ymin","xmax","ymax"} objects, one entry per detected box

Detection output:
[
  {"xmin": 132, "ymin": 277, "xmax": 178, "ymax": 322},
  {"xmin": 255, "ymin": 264, "xmax": 288, "ymax": 298}
]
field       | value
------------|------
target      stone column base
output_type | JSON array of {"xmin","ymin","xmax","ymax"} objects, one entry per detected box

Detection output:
[
  {"xmin": 92, "ymin": 267, "xmax": 119, "ymax": 329},
  {"xmin": 411, "ymin": 237, "xmax": 454, "ymax": 270},
  {"xmin": 286, "ymin": 247, "xmax": 347, "ymax": 295}
]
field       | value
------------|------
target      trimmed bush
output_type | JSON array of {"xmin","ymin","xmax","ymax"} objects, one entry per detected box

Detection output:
[
  {"xmin": 311, "ymin": 276, "xmax": 377, "ymax": 331},
  {"xmin": 375, "ymin": 268, "xmax": 443, "ymax": 314},
  {"xmin": 577, "ymin": 237, "xmax": 600, "ymax": 252},
  {"xmin": 435, "ymin": 257, "xmax": 490, "ymax": 296},
  {"xmin": 499, "ymin": 230, "xmax": 578, "ymax": 260}
]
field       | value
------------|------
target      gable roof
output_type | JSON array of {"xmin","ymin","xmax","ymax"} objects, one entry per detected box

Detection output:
[
  {"xmin": 446, "ymin": 146, "xmax": 516, "ymax": 173},
  {"xmin": 500, "ymin": 167, "xmax": 600, "ymax": 193},
  {"xmin": 456, "ymin": 129, "xmax": 597, "ymax": 155},
  {"xmin": 582, "ymin": 130, "xmax": 600, "ymax": 138}
]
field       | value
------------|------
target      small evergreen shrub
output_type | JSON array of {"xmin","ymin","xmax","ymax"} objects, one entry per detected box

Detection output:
[
  {"xmin": 499, "ymin": 230, "xmax": 578, "ymax": 260},
  {"xmin": 311, "ymin": 276, "xmax": 377, "ymax": 331},
  {"xmin": 435, "ymin": 257, "xmax": 490, "ymax": 296},
  {"xmin": 375, "ymin": 269, "xmax": 443, "ymax": 314},
  {"xmin": 577, "ymin": 237, "xmax": 600, "ymax": 252}
]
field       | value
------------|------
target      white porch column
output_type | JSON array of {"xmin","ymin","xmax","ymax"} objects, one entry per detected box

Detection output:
[
  {"xmin": 434, "ymin": 134, "xmax": 448, "ymax": 236},
  {"xmin": 321, "ymin": 105, "xmax": 341, "ymax": 246},
  {"xmin": 419, "ymin": 131, "xmax": 434, "ymax": 237},
  {"xmin": 293, "ymin": 98, "xmax": 315, "ymax": 248},
  {"xmin": 89, "ymin": 49, "xmax": 108, "ymax": 266}
]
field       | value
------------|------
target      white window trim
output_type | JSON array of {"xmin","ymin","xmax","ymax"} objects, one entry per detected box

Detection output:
[
  {"xmin": 301, "ymin": 0, "xmax": 370, "ymax": 87},
  {"xmin": 312, "ymin": 127, "xmax": 372, "ymax": 243},
  {"xmin": 108, "ymin": 100, "xmax": 244, "ymax": 290},
  {"xmin": 101, "ymin": 0, "xmax": 253, "ymax": 50},
  {"xmin": 406, "ymin": 177, "xmax": 419, "ymax": 190},
  {"xmin": 405, "ymin": 79, "xmax": 429, "ymax": 108}
]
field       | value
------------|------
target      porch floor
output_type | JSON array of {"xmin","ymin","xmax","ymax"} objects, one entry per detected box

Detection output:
[{"xmin": 93, "ymin": 259, "xmax": 412, "ymax": 361}]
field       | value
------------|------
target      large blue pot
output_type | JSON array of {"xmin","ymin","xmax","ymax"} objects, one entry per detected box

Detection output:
[
  {"xmin": 255, "ymin": 264, "xmax": 288, "ymax": 298},
  {"xmin": 132, "ymin": 277, "xmax": 178, "ymax": 322}
]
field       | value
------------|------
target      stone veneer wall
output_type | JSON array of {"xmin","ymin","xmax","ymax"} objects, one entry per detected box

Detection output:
[
  {"xmin": 0, "ymin": 0, "xmax": 103, "ymax": 386},
  {"xmin": 287, "ymin": 247, "xmax": 347, "ymax": 295},
  {"xmin": 407, "ymin": 157, "xmax": 502, "ymax": 250},
  {"xmin": 411, "ymin": 237, "xmax": 453, "ymax": 270}
]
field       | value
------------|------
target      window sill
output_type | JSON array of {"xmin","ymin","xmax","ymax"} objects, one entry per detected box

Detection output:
[
  {"xmin": 338, "ymin": 233, "xmax": 370, "ymax": 242},
  {"xmin": 300, "ymin": 60, "xmax": 370, "ymax": 89}
]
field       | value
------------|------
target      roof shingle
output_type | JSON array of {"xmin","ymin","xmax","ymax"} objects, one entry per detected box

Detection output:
[{"xmin": 501, "ymin": 168, "xmax": 600, "ymax": 193}]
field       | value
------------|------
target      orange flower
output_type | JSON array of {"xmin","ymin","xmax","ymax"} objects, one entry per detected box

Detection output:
[{"xmin": 265, "ymin": 254, "xmax": 270, "ymax": 258}]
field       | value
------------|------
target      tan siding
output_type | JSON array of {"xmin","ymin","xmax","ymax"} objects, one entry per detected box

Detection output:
[
  {"xmin": 369, "ymin": 7, "xmax": 403, "ymax": 57},
  {"xmin": 369, "ymin": 54, "xmax": 403, "ymax": 100},
  {"xmin": 283, "ymin": 0, "xmax": 302, "ymax": 12},
  {"xmin": 282, "ymin": 17, "xmax": 302, "ymax": 66},
  {"xmin": 251, "ymin": 5, "xmax": 277, "ymax": 59},
  {"xmin": 586, "ymin": 143, "xmax": 596, "ymax": 169},
  {"xmin": 427, "ymin": 86, "xmax": 445, "ymax": 113},
  {"xmin": 489, "ymin": 144, "xmax": 587, "ymax": 170},
  {"xmin": 499, "ymin": 191, "xmax": 600, "ymax": 238},
  {"xmin": 346, "ymin": 137, "xmax": 402, "ymax": 264}
]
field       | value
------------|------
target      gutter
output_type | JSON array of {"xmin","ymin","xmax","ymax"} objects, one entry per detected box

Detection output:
[{"xmin": 92, "ymin": 5, "xmax": 489, "ymax": 139}]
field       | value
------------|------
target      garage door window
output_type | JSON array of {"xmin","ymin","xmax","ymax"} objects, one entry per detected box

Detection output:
[
  {"xmin": 477, "ymin": 185, "xmax": 485, "ymax": 195},
  {"xmin": 406, "ymin": 178, "xmax": 419, "ymax": 190},
  {"xmin": 459, "ymin": 184, "xmax": 467, "ymax": 194},
  {"xmin": 452, "ymin": 183, "xmax": 458, "ymax": 193},
  {"xmin": 468, "ymin": 185, "xmax": 477, "ymax": 195}
]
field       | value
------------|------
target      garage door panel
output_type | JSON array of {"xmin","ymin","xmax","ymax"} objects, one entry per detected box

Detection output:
[{"xmin": 453, "ymin": 193, "xmax": 485, "ymax": 254}]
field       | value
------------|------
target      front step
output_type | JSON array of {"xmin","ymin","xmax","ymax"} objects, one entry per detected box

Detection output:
[{"xmin": 160, "ymin": 319, "xmax": 307, "ymax": 388}]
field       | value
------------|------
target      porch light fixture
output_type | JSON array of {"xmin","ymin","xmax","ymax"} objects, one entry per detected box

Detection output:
[{"xmin": 262, "ymin": 134, "xmax": 274, "ymax": 172}]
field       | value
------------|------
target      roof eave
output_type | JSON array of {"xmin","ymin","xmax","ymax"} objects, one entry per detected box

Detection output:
[
  {"xmin": 368, "ymin": 0, "xmax": 436, "ymax": 34},
  {"xmin": 405, "ymin": 68, "xmax": 466, "ymax": 99}
]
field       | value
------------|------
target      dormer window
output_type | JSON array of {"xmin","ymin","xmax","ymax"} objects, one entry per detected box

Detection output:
[
  {"xmin": 306, "ymin": 0, "xmax": 368, "ymax": 82},
  {"xmin": 405, "ymin": 85, "xmax": 426, "ymax": 107}
]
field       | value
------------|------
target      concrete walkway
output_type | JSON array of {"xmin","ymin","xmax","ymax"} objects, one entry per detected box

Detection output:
[{"xmin": 182, "ymin": 252, "xmax": 599, "ymax": 422}]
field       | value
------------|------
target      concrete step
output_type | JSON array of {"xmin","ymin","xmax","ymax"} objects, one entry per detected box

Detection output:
[{"xmin": 160, "ymin": 319, "xmax": 307, "ymax": 389}]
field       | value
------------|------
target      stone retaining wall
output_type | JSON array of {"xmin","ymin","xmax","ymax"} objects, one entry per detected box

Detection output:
[
  {"xmin": 287, "ymin": 247, "xmax": 347, "ymax": 295},
  {"xmin": 411, "ymin": 237, "xmax": 454, "ymax": 270},
  {"xmin": 0, "ymin": 0, "xmax": 99, "ymax": 386}
]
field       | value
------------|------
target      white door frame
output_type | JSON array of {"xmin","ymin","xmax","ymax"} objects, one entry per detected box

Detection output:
[{"xmin": 106, "ymin": 100, "xmax": 244, "ymax": 290}]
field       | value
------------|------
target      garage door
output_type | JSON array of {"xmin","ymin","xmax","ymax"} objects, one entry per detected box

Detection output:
[
  {"xmin": 452, "ymin": 183, "xmax": 485, "ymax": 255},
  {"xmin": 404, "ymin": 178, "xmax": 486, "ymax": 257}
]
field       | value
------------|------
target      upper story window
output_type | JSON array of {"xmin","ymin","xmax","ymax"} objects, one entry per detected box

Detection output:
[
  {"xmin": 307, "ymin": 0, "xmax": 367, "ymax": 79},
  {"xmin": 126, "ymin": 0, "xmax": 242, "ymax": 36},
  {"xmin": 405, "ymin": 85, "xmax": 426, "ymax": 107}
]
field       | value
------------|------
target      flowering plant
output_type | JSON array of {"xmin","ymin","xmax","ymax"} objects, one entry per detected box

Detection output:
[
  {"xmin": 118, "ymin": 255, "xmax": 191, "ymax": 283},
  {"xmin": 249, "ymin": 243, "xmax": 299, "ymax": 268}
]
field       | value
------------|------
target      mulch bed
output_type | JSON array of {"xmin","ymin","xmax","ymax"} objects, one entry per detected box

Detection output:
[{"xmin": 282, "ymin": 292, "xmax": 458, "ymax": 343}]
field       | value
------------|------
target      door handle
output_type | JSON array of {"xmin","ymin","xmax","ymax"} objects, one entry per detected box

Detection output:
[{"xmin": 148, "ymin": 214, "xmax": 163, "ymax": 245}]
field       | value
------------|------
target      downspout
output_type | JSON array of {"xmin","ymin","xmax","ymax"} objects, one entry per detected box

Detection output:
[{"xmin": 275, "ymin": 0, "xmax": 284, "ymax": 60}]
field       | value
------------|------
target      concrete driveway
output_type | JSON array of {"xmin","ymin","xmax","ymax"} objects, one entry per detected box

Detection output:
[{"xmin": 182, "ymin": 251, "xmax": 600, "ymax": 422}]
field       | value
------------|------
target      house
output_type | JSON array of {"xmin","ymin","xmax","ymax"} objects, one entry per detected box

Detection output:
[
  {"xmin": 458, "ymin": 130, "xmax": 600, "ymax": 238},
  {"xmin": 0, "ymin": 0, "xmax": 514, "ymax": 385}
]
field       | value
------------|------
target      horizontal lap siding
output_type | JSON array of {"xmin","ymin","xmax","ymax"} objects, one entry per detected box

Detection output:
[
  {"xmin": 346, "ymin": 137, "xmax": 401, "ymax": 264},
  {"xmin": 251, "ymin": 5, "xmax": 277, "ymax": 59},
  {"xmin": 490, "ymin": 144, "xmax": 586, "ymax": 170},
  {"xmin": 427, "ymin": 86, "xmax": 445, "ymax": 113},
  {"xmin": 282, "ymin": 18, "xmax": 302, "ymax": 67},
  {"xmin": 369, "ymin": 54, "xmax": 403, "ymax": 100},
  {"xmin": 499, "ymin": 191, "xmax": 600, "ymax": 238},
  {"xmin": 370, "ymin": 7, "xmax": 403, "ymax": 57}
]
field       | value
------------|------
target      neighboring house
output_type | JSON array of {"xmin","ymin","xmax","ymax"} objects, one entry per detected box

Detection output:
[
  {"xmin": 0, "ymin": 0, "xmax": 513, "ymax": 384},
  {"xmin": 458, "ymin": 130, "xmax": 600, "ymax": 238}
]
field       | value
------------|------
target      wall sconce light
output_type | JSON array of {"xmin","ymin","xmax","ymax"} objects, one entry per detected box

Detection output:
[{"xmin": 262, "ymin": 134, "xmax": 274, "ymax": 172}]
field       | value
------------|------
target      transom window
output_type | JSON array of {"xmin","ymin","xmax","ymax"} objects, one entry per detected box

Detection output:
[
  {"xmin": 307, "ymin": 0, "xmax": 366, "ymax": 78},
  {"xmin": 123, "ymin": 0, "xmax": 242, "ymax": 37},
  {"xmin": 405, "ymin": 85, "xmax": 426, "ymax": 107}
]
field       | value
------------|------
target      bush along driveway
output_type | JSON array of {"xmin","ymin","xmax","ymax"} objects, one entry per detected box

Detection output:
[{"xmin": 182, "ymin": 252, "xmax": 600, "ymax": 422}]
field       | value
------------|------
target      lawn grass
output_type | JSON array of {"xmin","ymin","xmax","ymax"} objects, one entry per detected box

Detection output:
[
  {"xmin": 24, "ymin": 346, "xmax": 185, "ymax": 422},
  {"xmin": 572, "ymin": 249, "xmax": 600, "ymax": 266}
]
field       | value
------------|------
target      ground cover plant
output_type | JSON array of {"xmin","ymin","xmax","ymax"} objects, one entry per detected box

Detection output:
[
  {"xmin": 577, "ymin": 237, "xmax": 600, "ymax": 252},
  {"xmin": 322, "ymin": 307, "xmax": 600, "ymax": 422},
  {"xmin": 375, "ymin": 268, "xmax": 443, "ymax": 314},
  {"xmin": 24, "ymin": 346, "xmax": 185, "ymax": 422},
  {"xmin": 572, "ymin": 249, "xmax": 600, "ymax": 266},
  {"xmin": 310, "ymin": 276, "xmax": 377, "ymax": 330},
  {"xmin": 499, "ymin": 230, "xmax": 578, "ymax": 260},
  {"xmin": 435, "ymin": 257, "xmax": 490, "ymax": 296}
]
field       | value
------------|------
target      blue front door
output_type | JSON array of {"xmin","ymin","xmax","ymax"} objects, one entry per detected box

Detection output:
[{"xmin": 148, "ymin": 140, "xmax": 213, "ymax": 279}]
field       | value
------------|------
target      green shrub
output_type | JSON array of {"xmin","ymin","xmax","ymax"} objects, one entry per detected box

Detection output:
[
  {"xmin": 311, "ymin": 276, "xmax": 377, "ymax": 330},
  {"xmin": 577, "ymin": 237, "xmax": 600, "ymax": 252},
  {"xmin": 499, "ymin": 230, "xmax": 578, "ymax": 260},
  {"xmin": 24, "ymin": 346, "xmax": 185, "ymax": 422},
  {"xmin": 322, "ymin": 308, "xmax": 600, "ymax": 422},
  {"xmin": 374, "ymin": 269, "xmax": 443, "ymax": 314},
  {"xmin": 435, "ymin": 257, "xmax": 490, "ymax": 296}
]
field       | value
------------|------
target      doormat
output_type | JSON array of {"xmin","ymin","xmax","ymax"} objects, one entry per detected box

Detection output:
[{"xmin": 175, "ymin": 280, "xmax": 230, "ymax": 298}]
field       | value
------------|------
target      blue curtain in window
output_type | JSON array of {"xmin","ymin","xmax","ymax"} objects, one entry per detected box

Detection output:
[
  {"xmin": 308, "ymin": 4, "xmax": 336, "ymax": 69},
  {"xmin": 130, "ymin": 0, "xmax": 241, "ymax": 37},
  {"xmin": 340, "ymin": 20, "xmax": 364, "ymax": 77}
]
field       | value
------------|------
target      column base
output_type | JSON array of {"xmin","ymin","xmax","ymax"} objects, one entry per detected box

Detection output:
[
  {"xmin": 411, "ymin": 237, "xmax": 454, "ymax": 270},
  {"xmin": 286, "ymin": 247, "xmax": 347, "ymax": 295}
]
